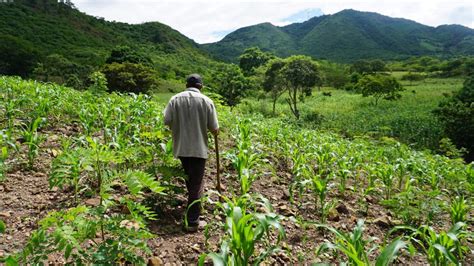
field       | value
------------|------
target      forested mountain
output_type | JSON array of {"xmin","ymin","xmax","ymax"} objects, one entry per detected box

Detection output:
[
  {"xmin": 203, "ymin": 9, "xmax": 474, "ymax": 62},
  {"xmin": 0, "ymin": 0, "xmax": 218, "ymax": 81}
]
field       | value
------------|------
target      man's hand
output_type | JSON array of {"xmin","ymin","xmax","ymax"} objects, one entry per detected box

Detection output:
[{"xmin": 211, "ymin": 128, "xmax": 219, "ymax": 136}]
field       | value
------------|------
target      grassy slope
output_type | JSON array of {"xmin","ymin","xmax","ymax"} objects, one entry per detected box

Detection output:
[{"xmin": 239, "ymin": 74, "xmax": 464, "ymax": 150}]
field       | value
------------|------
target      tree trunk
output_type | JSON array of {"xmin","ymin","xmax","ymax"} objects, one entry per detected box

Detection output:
[
  {"xmin": 272, "ymin": 97, "xmax": 277, "ymax": 115},
  {"xmin": 287, "ymin": 87, "xmax": 300, "ymax": 119}
]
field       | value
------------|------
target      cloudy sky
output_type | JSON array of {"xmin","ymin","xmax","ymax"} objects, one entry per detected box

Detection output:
[{"xmin": 73, "ymin": 0, "xmax": 473, "ymax": 44}]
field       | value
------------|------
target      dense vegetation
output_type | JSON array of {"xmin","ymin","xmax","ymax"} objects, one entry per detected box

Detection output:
[
  {"xmin": 0, "ymin": 1, "xmax": 473, "ymax": 265},
  {"xmin": 0, "ymin": 0, "xmax": 222, "ymax": 90},
  {"xmin": 203, "ymin": 9, "xmax": 474, "ymax": 63},
  {"xmin": 0, "ymin": 77, "xmax": 472, "ymax": 265}
]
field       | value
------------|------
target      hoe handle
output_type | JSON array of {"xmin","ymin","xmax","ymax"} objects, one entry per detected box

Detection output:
[{"xmin": 214, "ymin": 134, "xmax": 221, "ymax": 194}]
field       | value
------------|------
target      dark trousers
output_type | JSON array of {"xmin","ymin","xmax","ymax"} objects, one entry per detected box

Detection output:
[{"xmin": 179, "ymin": 157, "xmax": 206, "ymax": 225}]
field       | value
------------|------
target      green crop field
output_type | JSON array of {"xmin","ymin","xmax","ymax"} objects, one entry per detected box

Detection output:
[{"xmin": 0, "ymin": 76, "xmax": 472, "ymax": 265}]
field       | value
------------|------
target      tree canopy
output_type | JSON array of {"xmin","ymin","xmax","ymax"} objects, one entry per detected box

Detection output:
[
  {"xmin": 212, "ymin": 64, "xmax": 250, "ymax": 107},
  {"xmin": 0, "ymin": 34, "xmax": 39, "ymax": 77},
  {"xmin": 435, "ymin": 75, "xmax": 474, "ymax": 161},
  {"xmin": 239, "ymin": 47, "xmax": 274, "ymax": 76},
  {"xmin": 101, "ymin": 62, "xmax": 159, "ymax": 94},
  {"xmin": 355, "ymin": 74, "xmax": 404, "ymax": 105}
]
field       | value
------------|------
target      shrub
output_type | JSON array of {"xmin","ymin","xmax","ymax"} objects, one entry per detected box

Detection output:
[
  {"xmin": 434, "ymin": 75, "xmax": 474, "ymax": 162},
  {"xmin": 101, "ymin": 62, "xmax": 159, "ymax": 94}
]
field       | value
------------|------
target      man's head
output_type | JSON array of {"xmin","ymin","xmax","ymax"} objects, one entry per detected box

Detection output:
[{"xmin": 186, "ymin": 73, "xmax": 203, "ymax": 89}]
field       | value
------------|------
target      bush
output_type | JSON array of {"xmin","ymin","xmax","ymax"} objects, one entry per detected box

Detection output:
[
  {"xmin": 401, "ymin": 72, "xmax": 426, "ymax": 84},
  {"xmin": 434, "ymin": 75, "xmax": 474, "ymax": 161},
  {"xmin": 101, "ymin": 62, "xmax": 159, "ymax": 94},
  {"xmin": 302, "ymin": 110, "xmax": 325, "ymax": 126},
  {"xmin": 88, "ymin": 71, "xmax": 108, "ymax": 94},
  {"xmin": 355, "ymin": 74, "xmax": 404, "ymax": 105}
]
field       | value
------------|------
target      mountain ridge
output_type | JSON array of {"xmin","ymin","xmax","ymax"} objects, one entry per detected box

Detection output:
[{"xmin": 202, "ymin": 9, "xmax": 474, "ymax": 62}]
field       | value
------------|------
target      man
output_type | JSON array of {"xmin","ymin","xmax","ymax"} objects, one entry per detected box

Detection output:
[{"xmin": 163, "ymin": 73, "xmax": 219, "ymax": 233}]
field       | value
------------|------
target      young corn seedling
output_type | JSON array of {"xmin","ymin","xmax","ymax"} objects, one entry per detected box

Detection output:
[
  {"xmin": 392, "ymin": 222, "xmax": 472, "ymax": 265},
  {"xmin": 78, "ymin": 104, "xmax": 99, "ymax": 136},
  {"xmin": 337, "ymin": 158, "xmax": 353, "ymax": 194},
  {"xmin": 300, "ymin": 174, "xmax": 335, "ymax": 223},
  {"xmin": 315, "ymin": 219, "xmax": 407, "ymax": 266},
  {"xmin": 229, "ymin": 119, "xmax": 261, "ymax": 195},
  {"xmin": 1, "ymin": 87, "xmax": 24, "ymax": 137},
  {"xmin": 21, "ymin": 117, "xmax": 46, "ymax": 169},
  {"xmin": 449, "ymin": 195, "xmax": 469, "ymax": 224},
  {"xmin": 375, "ymin": 163, "xmax": 396, "ymax": 200},
  {"xmin": 0, "ymin": 131, "xmax": 10, "ymax": 182},
  {"xmin": 288, "ymin": 148, "xmax": 312, "ymax": 206},
  {"xmin": 199, "ymin": 195, "xmax": 285, "ymax": 265}
]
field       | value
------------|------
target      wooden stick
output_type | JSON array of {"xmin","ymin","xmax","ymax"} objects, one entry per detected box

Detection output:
[{"xmin": 214, "ymin": 134, "xmax": 221, "ymax": 194}]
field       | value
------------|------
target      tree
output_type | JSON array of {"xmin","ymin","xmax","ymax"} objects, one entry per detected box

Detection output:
[
  {"xmin": 355, "ymin": 74, "xmax": 404, "ymax": 105},
  {"xmin": 239, "ymin": 47, "xmax": 274, "ymax": 76},
  {"xmin": 0, "ymin": 34, "xmax": 39, "ymax": 77},
  {"xmin": 350, "ymin": 59, "xmax": 372, "ymax": 74},
  {"xmin": 212, "ymin": 64, "xmax": 250, "ymax": 107},
  {"xmin": 33, "ymin": 54, "xmax": 89, "ymax": 88},
  {"xmin": 106, "ymin": 46, "xmax": 152, "ymax": 66},
  {"xmin": 370, "ymin": 59, "xmax": 386, "ymax": 72},
  {"xmin": 321, "ymin": 63, "xmax": 349, "ymax": 89},
  {"xmin": 281, "ymin": 56, "xmax": 322, "ymax": 119},
  {"xmin": 263, "ymin": 59, "xmax": 286, "ymax": 115},
  {"xmin": 101, "ymin": 62, "xmax": 159, "ymax": 94},
  {"xmin": 434, "ymin": 75, "xmax": 474, "ymax": 162},
  {"xmin": 351, "ymin": 59, "xmax": 386, "ymax": 74}
]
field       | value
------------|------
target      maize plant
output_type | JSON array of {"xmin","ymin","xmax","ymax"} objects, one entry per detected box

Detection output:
[
  {"xmin": 373, "ymin": 163, "xmax": 396, "ymax": 200},
  {"xmin": 228, "ymin": 119, "xmax": 261, "ymax": 195},
  {"xmin": 392, "ymin": 222, "xmax": 472, "ymax": 265},
  {"xmin": 20, "ymin": 117, "xmax": 46, "ymax": 169},
  {"xmin": 315, "ymin": 219, "xmax": 407, "ymax": 266},
  {"xmin": 288, "ymin": 147, "xmax": 312, "ymax": 205},
  {"xmin": 0, "ymin": 145, "xmax": 7, "ymax": 182},
  {"xmin": 449, "ymin": 195, "xmax": 469, "ymax": 224},
  {"xmin": 199, "ymin": 194, "xmax": 285, "ymax": 265}
]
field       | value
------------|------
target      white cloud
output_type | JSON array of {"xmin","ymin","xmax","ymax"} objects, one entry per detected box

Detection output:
[{"xmin": 73, "ymin": 0, "xmax": 473, "ymax": 43}]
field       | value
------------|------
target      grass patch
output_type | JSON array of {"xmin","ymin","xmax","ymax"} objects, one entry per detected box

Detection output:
[{"xmin": 237, "ymin": 76, "xmax": 463, "ymax": 150}]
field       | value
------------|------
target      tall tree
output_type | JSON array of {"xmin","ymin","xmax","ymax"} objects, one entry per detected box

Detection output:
[
  {"xmin": 263, "ymin": 59, "xmax": 286, "ymax": 115},
  {"xmin": 212, "ymin": 64, "xmax": 250, "ymax": 107},
  {"xmin": 239, "ymin": 47, "xmax": 274, "ymax": 76},
  {"xmin": 281, "ymin": 55, "xmax": 322, "ymax": 119}
]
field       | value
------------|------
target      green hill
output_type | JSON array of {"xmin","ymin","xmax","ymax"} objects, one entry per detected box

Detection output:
[
  {"xmin": 203, "ymin": 9, "xmax": 474, "ymax": 62},
  {"xmin": 0, "ymin": 0, "xmax": 219, "ymax": 81}
]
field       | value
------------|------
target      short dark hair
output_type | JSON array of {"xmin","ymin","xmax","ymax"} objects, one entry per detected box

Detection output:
[{"xmin": 186, "ymin": 73, "xmax": 203, "ymax": 87}]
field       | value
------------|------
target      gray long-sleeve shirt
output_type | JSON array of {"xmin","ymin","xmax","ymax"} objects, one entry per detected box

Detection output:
[{"xmin": 163, "ymin": 87, "xmax": 219, "ymax": 159}]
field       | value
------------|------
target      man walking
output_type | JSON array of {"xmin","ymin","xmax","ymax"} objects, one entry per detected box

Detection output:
[{"xmin": 164, "ymin": 73, "xmax": 219, "ymax": 232}]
